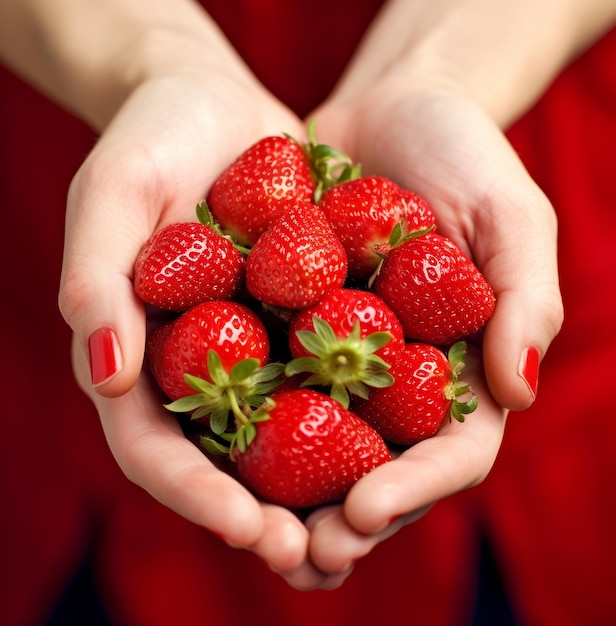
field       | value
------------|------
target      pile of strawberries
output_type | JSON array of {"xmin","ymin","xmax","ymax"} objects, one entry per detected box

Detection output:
[{"xmin": 133, "ymin": 124, "xmax": 496, "ymax": 509}]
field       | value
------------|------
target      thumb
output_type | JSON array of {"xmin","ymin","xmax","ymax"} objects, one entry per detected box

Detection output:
[
  {"xmin": 59, "ymin": 155, "xmax": 149, "ymax": 398},
  {"xmin": 479, "ymin": 185, "xmax": 563, "ymax": 412}
]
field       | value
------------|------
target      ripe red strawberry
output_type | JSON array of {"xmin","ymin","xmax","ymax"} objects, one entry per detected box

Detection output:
[
  {"xmin": 207, "ymin": 135, "xmax": 316, "ymax": 247},
  {"xmin": 353, "ymin": 341, "xmax": 478, "ymax": 446},
  {"xmin": 319, "ymin": 176, "xmax": 435, "ymax": 281},
  {"xmin": 232, "ymin": 389, "xmax": 392, "ymax": 508},
  {"xmin": 289, "ymin": 287, "xmax": 404, "ymax": 360},
  {"xmin": 134, "ymin": 202, "xmax": 246, "ymax": 312},
  {"xmin": 146, "ymin": 300, "xmax": 270, "ymax": 401},
  {"xmin": 373, "ymin": 231, "xmax": 496, "ymax": 344},
  {"xmin": 245, "ymin": 202, "xmax": 347, "ymax": 309},
  {"xmin": 206, "ymin": 122, "xmax": 358, "ymax": 247},
  {"xmin": 285, "ymin": 287, "xmax": 404, "ymax": 407}
]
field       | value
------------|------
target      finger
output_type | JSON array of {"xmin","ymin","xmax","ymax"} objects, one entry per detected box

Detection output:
[
  {"xmin": 248, "ymin": 505, "xmax": 363, "ymax": 590},
  {"xmin": 245, "ymin": 503, "xmax": 311, "ymax": 573},
  {"xmin": 476, "ymin": 180, "xmax": 563, "ymax": 411},
  {"xmin": 272, "ymin": 557, "xmax": 353, "ymax": 592},
  {"xmin": 306, "ymin": 505, "xmax": 427, "ymax": 575},
  {"xmin": 60, "ymin": 154, "xmax": 151, "ymax": 398}
]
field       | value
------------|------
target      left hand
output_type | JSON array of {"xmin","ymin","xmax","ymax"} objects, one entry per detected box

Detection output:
[{"xmin": 313, "ymin": 87, "xmax": 562, "ymax": 414}]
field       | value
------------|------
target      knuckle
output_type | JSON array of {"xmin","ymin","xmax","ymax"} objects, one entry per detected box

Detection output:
[{"xmin": 58, "ymin": 268, "xmax": 95, "ymax": 328}]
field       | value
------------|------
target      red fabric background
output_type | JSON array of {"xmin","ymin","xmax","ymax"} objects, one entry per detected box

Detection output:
[{"xmin": 1, "ymin": 2, "xmax": 615, "ymax": 625}]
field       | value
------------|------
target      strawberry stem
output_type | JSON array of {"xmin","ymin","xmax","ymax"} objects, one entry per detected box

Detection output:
[{"xmin": 226, "ymin": 386, "xmax": 249, "ymax": 426}]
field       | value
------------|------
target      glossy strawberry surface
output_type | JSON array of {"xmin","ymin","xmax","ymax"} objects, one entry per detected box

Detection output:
[
  {"xmin": 235, "ymin": 389, "xmax": 391, "ymax": 508},
  {"xmin": 207, "ymin": 136, "xmax": 316, "ymax": 247},
  {"xmin": 146, "ymin": 301, "xmax": 270, "ymax": 401},
  {"xmin": 134, "ymin": 221, "xmax": 245, "ymax": 312},
  {"xmin": 319, "ymin": 176, "xmax": 435, "ymax": 280},
  {"xmin": 374, "ymin": 231, "xmax": 496, "ymax": 344},
  {"xmin": 289, "ymin": 287, "xmax": 404, "ymax": 362},
  {"xmin": 353, "ymin": 342, "xmax": 454, "ymax": 445},
  {"xmin": 245, "ymin": 202, "xmax": 347, "ymax": 309}
]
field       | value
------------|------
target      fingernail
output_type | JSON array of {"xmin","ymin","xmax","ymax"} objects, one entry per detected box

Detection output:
[
  {"xmin": 88, "ymin": 327, "xmax": 122, "ymax": 386},
  {"xmin": 518, "ymin": 346, "xmax": 540, "ymax": 401}
]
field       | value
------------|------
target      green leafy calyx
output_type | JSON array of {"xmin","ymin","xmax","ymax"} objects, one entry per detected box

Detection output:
[
  {"xmin": 288, "ymin": 119, "xmax": 362, "ymax": 204},
  {"xmin": 444, "ymin": 341, "xmax": 479, "ymax": 422},
  {"xmin": 195, "ymin": 200, "xmax": 251, "ymax": 255},
  {"xmin": 285, "ymin": 316, "xmax": 394, "ymax": 408},
  {"xmin": 164, "ymin": 350, "xmax": 284, "ymax": 457}
]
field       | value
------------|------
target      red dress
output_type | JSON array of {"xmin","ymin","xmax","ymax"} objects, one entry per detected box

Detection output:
[{"xmin": 1, "ymin": 2, "xmax": 615, "ymax": 625}]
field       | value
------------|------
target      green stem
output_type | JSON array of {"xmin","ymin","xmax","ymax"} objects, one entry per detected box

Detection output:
[{"xmin": 226, "ymin": 387, "xmax": 249, "ymax": 426}]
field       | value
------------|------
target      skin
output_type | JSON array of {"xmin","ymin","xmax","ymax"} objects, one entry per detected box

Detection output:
[{"xmin": 2, "ymin": 0, "xmax": 615, "ymax": 590}]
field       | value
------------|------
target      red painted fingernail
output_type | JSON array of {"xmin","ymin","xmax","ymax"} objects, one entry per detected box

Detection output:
[
  {"xmin": 88, "ymin": 327, "xmax": 122, "ymax": 386},
  {"xmin": 518, "ymin": 346, "xmax": 540, "ymax": 401}
]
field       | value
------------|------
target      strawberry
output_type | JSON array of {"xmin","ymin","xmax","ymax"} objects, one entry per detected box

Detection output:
[
  {"xmin": 230, "ymin": 389, "xmax": 392, "ymax": 508},
  {"xmin": 245, "ymin": 202, "xmax": 348, "ymax": 309},
  {"xmin": 206, "ymin": 123, "xmax": 358, "ymax": 247},
  {"xmin": 373, "ymin": 231, "xmax": 496, "ymax": 345},
  {"xmin": 134, "ymin": 202, "xmax": 246, "ymax": 312},
  {"xmin": 285, "ymin": 287, "xmax": 403, "ymax": 407},
  {"xmin": 207, "ymin": 135, "xmax": 316, "ymax": 247},
  {"xmin": 353, "ymin": 341, "xmax": 478, "ymax": 446},
  {"xmin": 319, "ymin": 176, "xmax": 436, "ymax": 281},
  {"xmin": 146, "ymin": 300, "xmax": 270, "ymax": 401}
]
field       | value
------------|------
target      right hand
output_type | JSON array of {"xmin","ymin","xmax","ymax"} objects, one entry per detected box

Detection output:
[{"xmin": 59, "ymin": 69, "xmax": 325, "ymax": 585}]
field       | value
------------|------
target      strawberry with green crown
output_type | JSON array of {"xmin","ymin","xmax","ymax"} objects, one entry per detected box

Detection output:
[
  {"xmin": 207, "ymin": 122, "xmax": 356, "ymax": 247},
  {"xmin": 229, "ymin": 388, "xmax": 392, "ymax": 508},
  {"xmin": 134, "ymin": 202, "xmax": 246, "ymax": 312},
  {"xmin": 285, "ymin": 287, "xmax": 403, "ymax": 408},
  {"xmin": 146, "ymin": 300, "xmax": 270, "ymax": 401},
  {"xmin": 319, "ymin": 175, "xmax": 436, "ymax": 281},
  {"xmin": 207, "ymin": 135, "xmax": 314, "ymax": 247},
  {"xmin": 353, "ymin": 341, "xmax": 478, "ymax": 446}
]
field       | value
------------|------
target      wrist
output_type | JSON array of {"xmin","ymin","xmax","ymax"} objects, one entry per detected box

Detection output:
[
  {"xmin": 330, "ymin": 0, "xmax": 616, "ymax": 129},
  {"xmin": 2, "ymin": 0, "xmax": 250, "ymax": 132}
]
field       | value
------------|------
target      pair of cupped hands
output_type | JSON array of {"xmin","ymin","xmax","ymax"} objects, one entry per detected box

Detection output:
[{"xmin": 61, "ymin": 59, "xmax": 562, "ymax": 590}]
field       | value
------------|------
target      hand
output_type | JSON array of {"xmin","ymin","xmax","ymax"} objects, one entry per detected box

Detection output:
[
  {"xmin": 59, "ymin": 66, "xmax": 330, "ymax": 585},
  {"xmin": 302, "ymin": 4, "xmax": 564, "ymax": 574},
  {"xmin": 313, "ymin": 87, "xmax": 563, "ymax": 412}
]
